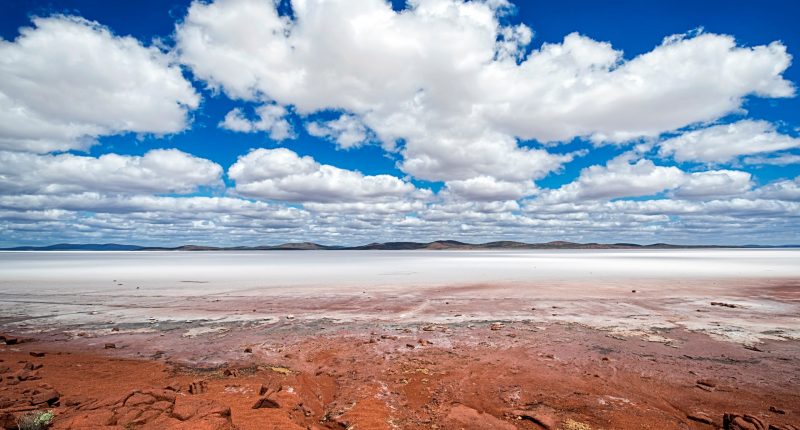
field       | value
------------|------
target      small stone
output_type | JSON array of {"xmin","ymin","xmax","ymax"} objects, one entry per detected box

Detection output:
[
  {"xmin": 696, "ymin": 379, "xmax": 717, "ymax": 388},
  {"xmin": 111, "ymin": 327, "xmax": 119, "ymax": 332},
  {"xmin": 29, "ymin": 352, "xmax": 45, "ymax": 358},
  {"xmin": 24, "ymin": 362, "xmax": 43, "ymax": 371},
  {"xmin": 723, "ymin": 413, "xmax": 766, "ymax": 430},
  {"xmin": 30, "ymin": 388, "xmax": 60, "ymax": 406},
  {"xmin": 252, "ymin": 397, "xmax": 280, "ymax": 409},
  {"xmin": 513, "ymin": 410, "xmax": 557, "ymax": 429},
  {"xmin": 769, "ymin": 406, "xmax": 786, "ymax": 414},
  {"xmin": 711, "ymin": 301, "xmax": 738, "ymax": 308},
  {"xmin": 490, "ymin": 322, "xmax": 504, "ymax": 331},
  {"xmin": 244, "ymin": 347, "xmax": 252, "ymax": 353},
  {"xmin": 188, "ymin": 380, "xmax": 208, "ymax": 395},
  {"xmin": 104, "ymin": 343, "xmax": 116, "ymax": 349},
  {"xmin": 687, "ymin": 412, "xmax": 713, "ymax": 424}
]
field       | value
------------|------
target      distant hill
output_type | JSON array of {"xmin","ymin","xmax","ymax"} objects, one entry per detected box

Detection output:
[
  {"xmin": 1, "ymin": 243, "xmax": 144, "ymax": 251},
  {"xmin": 3, "ymin": 240, "xmax": 797, "ymax": 251}
]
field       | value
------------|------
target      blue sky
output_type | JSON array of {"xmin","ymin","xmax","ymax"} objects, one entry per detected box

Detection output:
[{"xmin": 1, "ymin": 0, "xmax": 799, "ymax": 246}]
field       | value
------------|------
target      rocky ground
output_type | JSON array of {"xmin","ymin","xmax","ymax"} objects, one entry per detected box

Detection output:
[{"xmin": 1, "ymin": 316, "xmax": 799, "ymax": 430}]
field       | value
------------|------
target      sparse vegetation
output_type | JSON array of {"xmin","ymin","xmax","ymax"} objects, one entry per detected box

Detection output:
[
  {"xmin": 16, "ymin": 410, "xmax": 54, "ymax": 430},
  {"xmin": 563, "ymin": 418, "xmax": 591, "ymax": 430}
]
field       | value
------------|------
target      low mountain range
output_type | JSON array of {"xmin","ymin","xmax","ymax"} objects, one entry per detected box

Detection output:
[{"xmin": 2, "ymin": 240, "xmax": 797, "ymax": 251}]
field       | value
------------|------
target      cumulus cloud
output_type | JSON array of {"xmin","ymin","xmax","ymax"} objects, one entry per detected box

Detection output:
[
  {"xmin": 306, "ymin": 114, "xmax": 370, "ymax": 149},
  {"xmin": 541, "ymin": 155, "xmax": 685, "ymax": 202},
  {"xmin": 659, "ymin": 120, "xmax": 800, "ymax": 163},
  {"xmin": 176, "ymin": 0, "xmax": 792, "ymax": 186},
  {"xmin": 0, "ymin": 16, "xmax": 199, "ymax": 153},
  {"xmin": 228, "ymin": 148, "xmax": 425, "ymax": 203},
  {"xmin": 672, "ymin": 170, "xmax": 753, "ymax": 199},
  {"xmin": 751, "ymin": 176, "xmax": 800, "ymax": 201},
  {"xmin": 219, "ymin": 104, "xmax": 294, "ymax": 140},
  {"xmin": 538, "ymin": 153, "xmax": 757, "ymax": 203},
  {"xmin": 0, "ymin": 149, "xmax": 222, "ymax": 195},
  {"xmin": 0, "ymin": 0, "xmax": 798, "ymax": 246},
  {"xmin": 444, "ymin": 176, "xmax": 537, "ymax": 201}
]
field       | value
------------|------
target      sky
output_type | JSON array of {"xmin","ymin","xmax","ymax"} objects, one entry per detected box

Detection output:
[{"xmin": 0, "ymin": 0, "xmax": 799, "ymax": 247}]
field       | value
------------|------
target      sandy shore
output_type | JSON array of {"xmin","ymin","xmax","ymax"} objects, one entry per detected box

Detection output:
[{"xmin": 1, "ymin": 250, "xmax": 799, "ymax": 429}]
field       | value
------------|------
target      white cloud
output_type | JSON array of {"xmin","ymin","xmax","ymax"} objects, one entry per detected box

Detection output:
[
  {"xmin": 444, "ymin": 176, "xmax": 537, "ymax": 201},
  {"xmin": 306, "ymin": 114, "xmax": 370, "ymax": 149},
  {"xmin": 228, "ymin": 148, "xmax": 424, "ymax": 203},
  {"xmin": 219, "ymin": 104, "xmax": 294, "ymax": 140},
  {"xmin": 176, "ymin": 0, "xmax": 792, "ymax": 186},
  {"xmin": 672, "ymin": 170, "xmax": 753, "ymax": 199},
  {"xmin": 659, "ymin": 120, "xmax": 800, "ymax": 163},
  {"xmin": 743, "ymin": 153, "xmax": 800, "ymax": 166},
  {"xmin": 751, "ymin": 176, "xmax": 800, "ymax": 201},
  {"xmin": 0, "ymin": 16, "xmax": 199, "ymax": 153},
  {"xmin": 542, "ymin": 155, "xmax": 685, "ymax": 202},
  {"xmin": 0, "ymin": 149, "xmax": 222, "ymax": 195}
]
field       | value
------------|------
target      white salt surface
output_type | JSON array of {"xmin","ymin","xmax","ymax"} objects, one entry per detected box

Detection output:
[
  {"xmin": 1, "ymin": 249, "xmax": 798, "ymax": 345},
  {"xmin": 0, "ymin": 249, "xmax": 798, "ymax": 295}
]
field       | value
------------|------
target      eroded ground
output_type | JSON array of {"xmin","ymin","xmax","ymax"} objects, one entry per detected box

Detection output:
[{"xmin": 1, "ymin": 278, "xmax": 799, "ymax": 429}]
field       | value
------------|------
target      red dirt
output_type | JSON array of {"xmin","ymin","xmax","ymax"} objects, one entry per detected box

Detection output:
[{"xmin": 1, "ymin": 322, "xmax": 798, "ymax": 429}]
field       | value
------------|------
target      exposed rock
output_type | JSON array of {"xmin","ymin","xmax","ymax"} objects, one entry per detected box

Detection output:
[
  {"xmin": 724, "ymin": 413, "xmax": 767, "ymax": 430},
  {"xmin": 513, "ymin": 409, "xmax": 557, "ymax": 429},
  {"xmin": 490, "ymin": 323, "xmax": 505, "ymax": 331},
  {"xmin": 380, "ymin": 334, "xmax": 398, "ymax": 340},
  {"xmin": 30, "ymin": 388, "xmax": 60, "ymax": 406},
  {"xmin": 768, "ymin": 425, "xmax": 800, "ymax": 430},
  {"xmin": 252, "ymin": 396, "xmax": 280, "ymax": 409},
  {"xmin": 697, "ymin": 379, "xmax": 717, "ymax": 388},
  {"xmin": 711, "ymin": 302, "xmax": 738, "ymax": 308},
  {"xmin": 222, "ymin": 368, "xmax": 239, "ymax": 377},
  {"xmin": 104, "ymin": 343, "xmax": 116, "ymax": 349},
  {"xmin": 171, "ymin": 397, "xmax": 231, "ymax": 423},
  {"xmin": 769, "ymin": 406, "xmax": 786, "ymax": 415},
  {"xmin": 23, "ymin": 362, "xmax": 43, "ymax": 371},
  {"xmin": 243, "ymin": 347, "xmax": 252, "ymax": 353},
  {"xmin": 12, "ymin": 369, "xmax": 40, "ymax": 381},
  {"xmin": 445, "ymin": 404, "xmax": 516, "ymax": 430},
  {"xmin": 29, "ymin": 352, "xmax": 45, "ymax": 358},
  {"xmin": 123, "ymin": 392, "xmax": 157, "ymax": 407},
  {"xmin": 687, "ymin": 411, "xmax": 714, "ymax": 425},
  {"xmin": 0, "ymin": 334, "xmax": 18, "ymax": 345},
  {"xmin": 188, "ymin": 380, "xmax": 209, "ymax": 395}
]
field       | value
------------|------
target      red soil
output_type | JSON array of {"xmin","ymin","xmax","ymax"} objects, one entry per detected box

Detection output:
[{"xmin": 1, "ymin": 322, "xmax": 798, "ymax": 429}]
